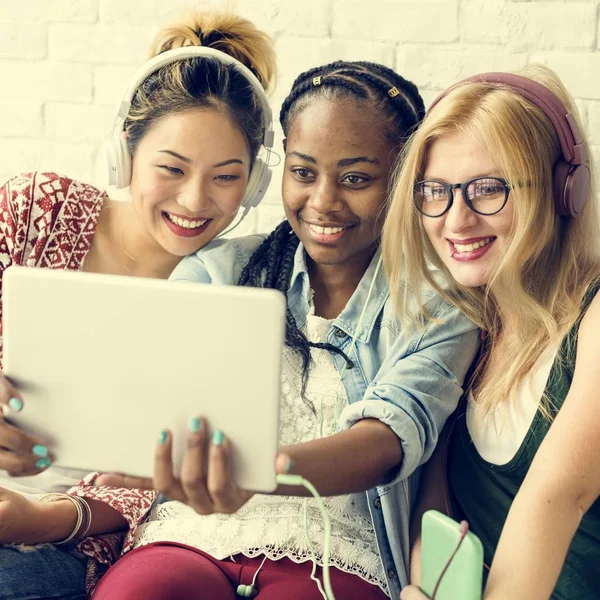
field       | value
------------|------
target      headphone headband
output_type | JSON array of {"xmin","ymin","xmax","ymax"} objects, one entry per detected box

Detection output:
[
  {"xmin": 105, "ymin": 44, "xmax": 275, "ymax": 211},
  {"xmin": 111, "ymin": 45, "xmax": 274, "ymax": 148},
  {"xmin": 427, "ymin": 72, "xmax": 591, "ymax": 217}
]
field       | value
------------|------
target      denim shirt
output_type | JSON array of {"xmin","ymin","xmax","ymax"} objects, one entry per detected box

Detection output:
[{"xmin": 171, "ymin": 234, "xmax": 479, "ymax": 598}]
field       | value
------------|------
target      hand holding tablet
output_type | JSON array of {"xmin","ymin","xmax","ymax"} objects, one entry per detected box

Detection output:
[{"xmin": 3, "ymin": 266, "xmax": 286, "ymax": 493}]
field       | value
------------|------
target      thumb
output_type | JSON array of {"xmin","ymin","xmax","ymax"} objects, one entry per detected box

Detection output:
[
  {"xmin": 274, "ymin": 453, "xmax": 293, "ymax": 475},
  {"xmin": 95, "ymin": 473, "xmax": 127, "ymax": 487}
]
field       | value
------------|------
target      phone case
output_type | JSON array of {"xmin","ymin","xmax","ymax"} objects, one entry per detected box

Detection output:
[{"xmin": 420, "ymin": 510, "xmax": 484, "ymax": 600}]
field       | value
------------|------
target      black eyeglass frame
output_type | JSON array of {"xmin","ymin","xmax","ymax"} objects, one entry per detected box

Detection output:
[{"xmin": 413, "ymin": 176, "xmax": 514, "ymax": 218}]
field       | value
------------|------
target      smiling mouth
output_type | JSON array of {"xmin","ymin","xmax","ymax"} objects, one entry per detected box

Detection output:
[
  {"xmin": 307, "ymin": 223, "xmax": 350, "ymax": 235},
  {"xmin": 163, "ymin": 212, "xmax": 209, "ymax": 230},
  {"xmin": 451, "ymin": 237, "xmax": 495, "ymax": 253}
]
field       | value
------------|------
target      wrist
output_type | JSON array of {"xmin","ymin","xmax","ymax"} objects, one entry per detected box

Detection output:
[{"xmin": 37, "ymin": 499, "xmax": 78, "ymax": 543}]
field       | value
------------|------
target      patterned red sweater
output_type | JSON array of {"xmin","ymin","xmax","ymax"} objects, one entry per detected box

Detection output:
[{"xmin": 0, "ymin": 172, "xmax": 156, "ymax": 594}]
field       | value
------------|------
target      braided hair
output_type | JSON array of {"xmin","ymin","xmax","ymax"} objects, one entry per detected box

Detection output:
[{"xmin": 238, "ymin": 61, "xmax": 425, "ymax": 406}]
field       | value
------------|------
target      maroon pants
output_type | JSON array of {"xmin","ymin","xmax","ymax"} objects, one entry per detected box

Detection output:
[{"xmin": 92, "ymin": 542, "xmax": 388, "ymax": 599}]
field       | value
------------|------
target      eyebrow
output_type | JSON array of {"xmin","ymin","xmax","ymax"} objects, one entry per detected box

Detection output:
[
  {"xmin": 287, "ymin": 151, "xmax": 379, "ymax": 167},
  {"xmin": 422, "ymin": 169, "xmax": 503, "ymax": 181},
  {"xmin": 338, "ymin": 156, "xmax": 380, "ymax": 167},
  {"xmin": 158, "ymin": 150, "xmax": 244, "ymax": 168},
  {"xmin": 288, "ymin": 151, "xmax": 316, "ymax": 164}
]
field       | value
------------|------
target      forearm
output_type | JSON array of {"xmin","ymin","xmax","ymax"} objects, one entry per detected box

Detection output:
[
  {"xmin": 484, "ymin": 480, "xmax": 582, "ymax": 600},
  {"xmin": 409, "ymin": 424, "xmax": 451, "ymax": 585},
  {"xmin": 39, "ymin": 499, "xmax": 128, "ymax": 543},
  {"xmin": 276, "ymin": 418, "xmax": 402, "ymax": 496}
]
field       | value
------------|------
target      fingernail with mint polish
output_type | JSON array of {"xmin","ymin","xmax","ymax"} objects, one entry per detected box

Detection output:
[
  {"xmin": 32, "ymin": 445, "xmax": 48, "ymax": 458},
  {"xmin": 212, "ymin": 430, "xmax": 224, "ymax": 446},
  {"xmin": 284, "ymin": 457, "xmax": 293, "ymax": 473},
  {"xmin": 158, "ymin": 430, "xmax": 168, "ymax": 445},
  {"xmin": 8, "ymin": 397, "xmax": 22, "ymax": 412},
  {"xmin": 36, "ymin": 457, "xmax": 51, "ymax": 469},
  {"xmin": 189, "ymin": 417, "xmax": 202, "ymax": 434}
]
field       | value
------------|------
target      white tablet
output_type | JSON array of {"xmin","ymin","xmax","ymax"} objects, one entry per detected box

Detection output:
[{"xmin": 3, "ymin": 266, "xmax": 285, "ymax": 492}]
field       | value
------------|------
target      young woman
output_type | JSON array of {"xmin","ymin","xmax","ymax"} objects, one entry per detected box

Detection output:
[
  {"xmin": 382, "ymin": 66, "xmax": 600, "ymax": 600},
  {"xmin": 93, "ymin": 61, "xmax": 480, "ymax": 600},
  {"xmin": 0, "ymin": 10, "xmax": 275, "ymax": 600}
]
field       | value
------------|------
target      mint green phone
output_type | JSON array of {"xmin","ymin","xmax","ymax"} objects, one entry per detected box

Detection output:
[{"xmin": 420, "ymin": 510, "xmax": 483, "ymax": 600}]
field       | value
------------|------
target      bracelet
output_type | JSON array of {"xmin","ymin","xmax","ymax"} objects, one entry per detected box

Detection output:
[{"xmin": 38, "ymin": 493, "xmax": 92, "ymax": 545}]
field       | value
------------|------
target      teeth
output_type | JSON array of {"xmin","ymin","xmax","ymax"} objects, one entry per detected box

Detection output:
[
  {"xmin": 454, "ymin": 237, "xmax": 493, "ymax": 253},
  {"xmin": 166, "ymin": 213, "xmax": 208, "ymax": 229},
  {"xmin": 308, "ymin": 224, "xmax": 347, "ymax": 235}
]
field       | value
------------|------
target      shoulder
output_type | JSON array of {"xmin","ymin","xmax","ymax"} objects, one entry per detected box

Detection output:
[
  {"xmin": 379, "ymin": 283, "xmax": 479, "ymax": 368},
  {"xmin": 1, "ymin": 171, "xmax": 106, "ymax": 216},
  {"xmin": 170, "ymin": 234, "xmax": 268, "ymax": 285}
]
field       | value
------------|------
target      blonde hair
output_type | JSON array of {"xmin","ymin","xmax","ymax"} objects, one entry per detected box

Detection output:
[
  {"xmin": 382, "ymin": 64, "xmax": 600, "ymax": 416},
  {"xmin": 125, "ymin": 10, "xmax": 276, "ymax": 160}
]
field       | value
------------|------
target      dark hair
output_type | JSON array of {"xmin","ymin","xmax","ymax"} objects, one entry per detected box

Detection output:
[
  {"xmin": 124, "ymin": 11, "xmax": 276, "ymax": 164},
  {"xmin": 239, "ymin": 61, "xmax": 425, "ymax": 404}
]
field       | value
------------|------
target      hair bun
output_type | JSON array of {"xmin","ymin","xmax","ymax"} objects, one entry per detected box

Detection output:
[{"xmin": 149, "ymin": 10, "xmax": 275, "ymax": 92}]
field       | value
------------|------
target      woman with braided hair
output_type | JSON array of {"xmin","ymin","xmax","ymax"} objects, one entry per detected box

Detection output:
[{"xmin": 94, "ymin": 61, "xmax": 479, "ymax": 600}]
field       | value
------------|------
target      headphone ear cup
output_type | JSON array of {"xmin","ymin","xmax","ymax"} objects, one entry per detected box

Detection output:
[
  {"xmin": 564, "ymin": 163, "xmax": 590, "ymax": 217},
  {"xmin": 104, "ymin": 136, "xmax": 132, "ymax": 189},
  {"xmin": 553, "ymin": 160, "xmax": 590, "ymax": 217},
  {"xmin": 241, "ymin": 158, "xmax": 272, "ymax": 209}
]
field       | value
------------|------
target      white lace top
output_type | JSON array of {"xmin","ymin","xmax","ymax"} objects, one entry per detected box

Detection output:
[{"xmin": 132, "ymin": 306, "xmax": 389, "ymax": 596}]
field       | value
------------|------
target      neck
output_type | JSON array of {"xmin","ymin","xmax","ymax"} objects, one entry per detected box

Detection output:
[
  {"xmin": 100, "ymin": 201, "xmax": 182, "ymax": 279},
  {"xmin": 487, "ymin": 285, "xmax": 518, "ymax": 336},
  {"xmin": 308, "ymin": 246, "xmax": 376, "ymax": 319}
]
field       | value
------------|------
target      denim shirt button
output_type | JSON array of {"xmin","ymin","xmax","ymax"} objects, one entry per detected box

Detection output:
[
  {"xmin": 373, "ymin": 497, "xmax": 381, "ymax": 509},
  {"xmin": 333, "ymin": 327, "xmax": 346, "ymax": 338},
  {"xmin": 387, "ymin": 568, "xmax": 397, "ymax": 579}
]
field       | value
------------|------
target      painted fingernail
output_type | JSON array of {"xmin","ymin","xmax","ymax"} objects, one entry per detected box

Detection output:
[
  {"xmin": 189, "ymin": 417, "xmax": 202, "ymax": 434},
  {"xmin": 32, "ymin": 445, "xmax": 48, "ymax": 458},
  {"xmin": 158, "ymin": 430, "xmax": 168, "ymax": 445},
  {"xmin": 284, "ymin": 457, "xmax": 293, "ymax": 473},
  {"xmin": 8, "ymin": 397, "xmax": 22, "ymax": 412},
  {"xmin": 212, "ymin": 430, "xmax": 224, "ymax": 446},
  {"xmin": 36, "ymin": 457, "xmax": 51, "ymax": 469}
]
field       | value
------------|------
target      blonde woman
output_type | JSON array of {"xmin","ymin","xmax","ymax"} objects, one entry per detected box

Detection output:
[
  {"xmin": 382, "ymin": 66, "xmax": 600, "ymax": 600},
  {"xmin": 0, "ymin": 10, "xmax": 275, "ymax": 600}
]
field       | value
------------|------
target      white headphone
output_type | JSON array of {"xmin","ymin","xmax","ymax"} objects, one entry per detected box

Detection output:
[{"xmin": 104, "ymin": 46, "xmax": 275, "ymax": 211}]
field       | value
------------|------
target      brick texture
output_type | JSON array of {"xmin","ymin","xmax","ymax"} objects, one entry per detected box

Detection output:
[{"xmin": 0, "ymin": 0, "xmax": 597, "ymax": 225}]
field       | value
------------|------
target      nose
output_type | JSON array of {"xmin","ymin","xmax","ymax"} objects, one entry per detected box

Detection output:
[
  {"xmin": 306, "ymin": 176, "xmax": 344, "ymax": 214},
  {"xmin": 444, "ymin": 188, "xmax": 479, "ymax": 233},
  {"xmin": 176, "ymin": 177, "xmax": 211, "ymax": 214}
]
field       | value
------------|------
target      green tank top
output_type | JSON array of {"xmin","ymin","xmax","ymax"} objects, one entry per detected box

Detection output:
[{"xmin": 448, "ymin": 283, "xmax": 600, "ymax": 600}]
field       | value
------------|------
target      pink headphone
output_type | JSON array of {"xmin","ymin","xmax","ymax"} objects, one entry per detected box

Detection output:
[{"xmin": 428, "ymin": 72, "xmax": 591, "ymax": 218}]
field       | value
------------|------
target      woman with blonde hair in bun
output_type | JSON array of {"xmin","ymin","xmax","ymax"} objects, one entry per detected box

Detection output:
[
  {"xmin": 382, "ymin": 65, "xmax": 600, "ymax": 600},
  {"xmin": 0, "ymin": 10, "xmax": 275, "ymax": 600}
]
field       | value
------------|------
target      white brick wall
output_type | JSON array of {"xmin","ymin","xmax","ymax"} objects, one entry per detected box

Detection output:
[{"xmin": 0, "ymin": 0, "xmax": 598, "ymax": 236}]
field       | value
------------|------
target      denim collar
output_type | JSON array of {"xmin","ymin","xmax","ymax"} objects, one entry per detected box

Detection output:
[{"xmin": 287, "ymin": 242, "xmax": 389, "ymax": 344}]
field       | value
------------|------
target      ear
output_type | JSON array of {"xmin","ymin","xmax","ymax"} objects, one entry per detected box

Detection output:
[{"xmin": 282, "ymin": 138, "xmax": 287, "ymax": 153}]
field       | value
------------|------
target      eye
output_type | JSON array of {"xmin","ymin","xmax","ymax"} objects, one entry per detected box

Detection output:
[
  {"xmin": 159, "ymin": 165, "xmax": 183, "ymax": 175},
  {"xmin": 418, "ymin": 182, "xmax": 447, "ymax": 201},
  {"xmin": 471, "ymin": 178, "xmax": 505, "ymax": 198},
  {"xmin": 342, "ymin": 173, "xmax": 370, "ymax": 186},
  {"xmin": 291, "ymin": 167, "xmax": 314, "ymax": 181},
  {"xmin": 215, "ymin": 174, "xmax": 240, "ymax": 182}
]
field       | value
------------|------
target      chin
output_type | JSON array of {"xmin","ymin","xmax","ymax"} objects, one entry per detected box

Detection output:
[
  {"xmin": 448, "ymin": 266, "xmax": 492, "ymax": 289},
  {"xmin": 159, "ymin": 237, "xmax": 207, "ymax": 258},
  {"xmin": 304, "ymin": 245, "xmax": 350, "ymax": 266}
]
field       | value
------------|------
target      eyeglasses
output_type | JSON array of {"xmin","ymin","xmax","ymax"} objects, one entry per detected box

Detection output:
[{"xmin": 414, "ymin": 176, "xmax": 513, "ymax": 217}]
